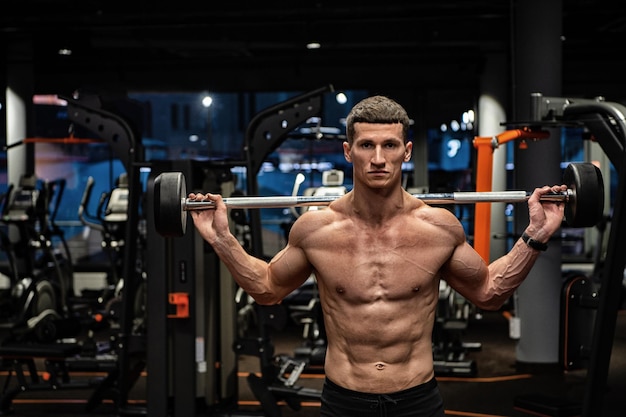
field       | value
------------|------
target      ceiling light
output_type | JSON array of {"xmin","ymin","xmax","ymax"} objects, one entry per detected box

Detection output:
[
  {"xmin": 306, "ymin": 42, "xmax": 321, "ymax": 50},
  {"xmin": 202, "ymin": 95, "xmax": 213, "ymax": 108},
  {"xmin": 58, "ymin": 48, "xmax": 72, "ymax": 56}
]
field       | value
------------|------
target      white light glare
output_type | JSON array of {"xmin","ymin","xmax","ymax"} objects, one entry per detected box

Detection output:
[
  {"xmin": 461, "ymin": 110, "xmax": 475, "ymax": 124},
  {"xmin": 336, "ymin": 92, "xmax": 347, "ymax": 104},
  {"xmin": 447, "ymin": 139, "xmax": 462, "ymax": 158},
  {"xmin": 450, "ymin": 120, "xmax": 460, "ymax": 132},
  {"xmin": 202, "ymin": 96, "xmax": 213, "ymax": 108},
  {"xmin": 306, "ymin": 42, "xmax": 321, "ymax": 49}
]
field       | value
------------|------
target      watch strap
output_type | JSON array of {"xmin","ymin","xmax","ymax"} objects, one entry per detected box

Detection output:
[{"xmin": 521, "ymin": 232, "xmax": 548, "ymax": 251}]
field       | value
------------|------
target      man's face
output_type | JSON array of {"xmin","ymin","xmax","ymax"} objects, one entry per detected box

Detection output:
[{"xmin": 343, "ymin": 122, "xmax": 412, "ymax": 189}]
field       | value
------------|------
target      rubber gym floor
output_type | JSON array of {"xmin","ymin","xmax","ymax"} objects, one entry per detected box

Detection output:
[{"xmin": 0, "ymin": 308, "xmax": 623, "ymax": 417}]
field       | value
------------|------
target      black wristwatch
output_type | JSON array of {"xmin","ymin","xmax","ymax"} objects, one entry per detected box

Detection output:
[{"xmin": 521, "ymin": 232, "xmax": 548, "ymax": 251}]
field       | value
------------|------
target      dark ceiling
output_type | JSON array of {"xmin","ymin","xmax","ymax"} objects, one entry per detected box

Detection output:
[{"xmin": 1, "ymin": 1, "xmax": 626, "ymax": 105}]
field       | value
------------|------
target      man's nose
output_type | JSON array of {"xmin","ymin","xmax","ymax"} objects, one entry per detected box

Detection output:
[{"xmin": 371, "ymin": 146, "xmax": 385, "ymax": 164}]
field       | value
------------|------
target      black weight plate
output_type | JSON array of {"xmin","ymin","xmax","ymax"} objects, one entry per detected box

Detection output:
[
  {"xmin": 563, "ymin": 163, "xmax": 604, "ymax": 228},
  {"xmin": 154, "ymin": 172, "xmax": 187, "ymax": 237}
]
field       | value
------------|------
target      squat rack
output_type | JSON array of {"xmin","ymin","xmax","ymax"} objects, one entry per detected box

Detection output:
[{"xmin": 64, "ymin": 93, "xmax": 147, "ymax": 416}]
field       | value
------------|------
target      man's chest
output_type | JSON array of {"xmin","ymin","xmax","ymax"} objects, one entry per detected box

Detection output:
[{"xmin": 308, "ymin": 236, "xmax": 451, "ymax": 302}]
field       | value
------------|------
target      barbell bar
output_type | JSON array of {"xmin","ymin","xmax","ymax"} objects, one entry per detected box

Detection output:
[
  {"xmin": 182, "ymin": 190, "xmax": 567, "ymax": 208},
  {"xmin": 153, "ymin": 162, "xmax": 604, "ymax": 238}
]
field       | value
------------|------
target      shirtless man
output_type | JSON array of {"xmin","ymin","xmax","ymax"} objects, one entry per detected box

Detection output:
[{"xmin": 189, "ymin": 95, "xmax": 566, "ymax": 416}]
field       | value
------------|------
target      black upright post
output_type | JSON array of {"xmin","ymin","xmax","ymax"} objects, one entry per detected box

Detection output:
[
  {"xmin": 583, "ymin": 153, "xmax": 626, "ymax": 415},
  {"xmin": 146, "ymin": 160, "xmax": 238, "ymax": 417},
  {"xmin": 146, "ymin": 160, "xmax": 204, "ymax": 417},
  {"xmin": 512, "ymin": 0, "xmax": 563, "ymax": 366},
  {"xmin": 146, "ymin": 168, "xmax": 169, "ymax": 417}
]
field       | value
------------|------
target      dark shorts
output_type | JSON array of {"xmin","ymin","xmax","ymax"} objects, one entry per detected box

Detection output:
[{"xmin": 320, "ymin": 377, "xmax": 445, "ymax": 417}]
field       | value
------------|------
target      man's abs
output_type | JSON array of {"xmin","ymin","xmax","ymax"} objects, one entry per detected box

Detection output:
[{"xmin": 322, "ymin": 338, "xmax": 436, "ymax": 393}]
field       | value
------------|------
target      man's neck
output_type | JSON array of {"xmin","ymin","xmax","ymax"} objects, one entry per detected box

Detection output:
[{"xmin": 349, "ymin": 185, "xmax": 408, "ymax": 224}]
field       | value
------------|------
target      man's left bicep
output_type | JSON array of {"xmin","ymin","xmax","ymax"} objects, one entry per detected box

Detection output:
[{"xmin": 441, "ymin": 242, "xmax": 488, "ymax": 299}]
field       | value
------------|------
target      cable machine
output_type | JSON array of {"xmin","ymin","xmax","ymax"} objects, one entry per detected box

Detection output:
[{"xmin": 521, "ymin": 93, "xmax": 626, "ymax": 417}]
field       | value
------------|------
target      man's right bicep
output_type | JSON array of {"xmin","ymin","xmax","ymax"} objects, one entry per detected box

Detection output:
[{"xmin": 268, "ymin": 244, "xmax": 313, "ymax": 297}]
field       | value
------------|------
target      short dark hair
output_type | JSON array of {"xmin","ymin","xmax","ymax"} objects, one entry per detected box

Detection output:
[{"xmin": 345, "ymin": 96, "xmax": 410, "ymax": 144}]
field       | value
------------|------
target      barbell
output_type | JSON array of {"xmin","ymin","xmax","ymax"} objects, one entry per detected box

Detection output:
[{"xmin": 153, "ymin": 162, "xmax": 604, "ymax": 238}]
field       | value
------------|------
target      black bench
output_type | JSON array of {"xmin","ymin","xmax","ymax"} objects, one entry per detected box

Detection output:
[{"xmin": 0, "ymin": 343, "xmax": 118, "ymax": 415}]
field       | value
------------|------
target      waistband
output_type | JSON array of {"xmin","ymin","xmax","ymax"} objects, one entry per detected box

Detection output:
[{"xmin": 324, "ymin": 376, "xmax": 438, "ymax": 399}]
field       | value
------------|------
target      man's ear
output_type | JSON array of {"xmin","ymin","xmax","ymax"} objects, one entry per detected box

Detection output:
[
  {"xmin": 404, "ymin": 141, "xmax": 413, "ymax": 162},
  {"xmin": 343, "ymin": 142, "xmax": 352, "ymax": 162}
]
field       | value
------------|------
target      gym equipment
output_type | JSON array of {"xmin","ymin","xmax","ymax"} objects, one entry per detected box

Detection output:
[
  {"xmin": 559, "ymin": 273, "xmax": 598, "ymax": 371},
  {"xmin": 0, "ymin": 342, "xmax": 120, "ymax": 414},
  {"xmin": 432, "ymin": 281, "xmax": 480, "ymax": 377},
  {"xmin": 142, "ymin": 87, "xmax": 333, "ymax": 417},
  {"xmin": 145, "ymin": 159, "xmax": 239, "ymax": 417},
  {"xmin": 76, "ymin": 174, "xmax": 129, "ymax": 317},
  {"xmin": 243, "ymin": 85, "xmax": 334, "ymax": 258},
  {"xmin": 73, "ymin": 171, "xmax": 144, "ymax": 361},
  {"xmin": 0, "ymin": 169, "xmax": 138, "ymax": 413},
  {"xmin": 472, "ymin": 128, "xmax": 551, "ymax": 261},
  {"xmin": 289, "ymin": 169, "xmax": 347, "ymax": 219},
  {"xmin": 516, "ymin": 93, "xmax": 626, "ymax": 417},
  {"xmin": 234, "ymin": 303, "xmax": 321, "ymax": 417},
  {"xmin": 64, "ymin": 93, "xmax": 148, "ymax": 417},
  {"xmin": 281, "ymin": 277, "xmax": 326, "ymax": 370},
  {"xmin": 152, "ymin": 162, "xmax": 604, "ymax": 237},
  {"xmin": 0, "ymin": 174, "xmax": 77, "ymax": 343}
]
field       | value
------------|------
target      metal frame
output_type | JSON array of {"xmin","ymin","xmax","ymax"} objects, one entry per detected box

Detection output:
[
  {"xmin": 243, "ymin": 85, "xmax": 334, "ymax": 257},
  {"xmin": 64, "ymin": 94, "xmax": 147, "ymax": 416},
  {"xmin": 530, "ymin": 93, "xmax": 626, "ymax": 417}
]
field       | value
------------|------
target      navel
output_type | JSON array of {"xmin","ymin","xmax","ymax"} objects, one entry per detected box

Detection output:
[{"xmin": 375, "ymin": 363, "xmax": 386, "ymax": 370}]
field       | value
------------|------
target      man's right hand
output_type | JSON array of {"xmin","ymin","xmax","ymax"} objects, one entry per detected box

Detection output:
[{"xmin": 188, "ymin": 193, "xmax": 230, "ymax": 244}]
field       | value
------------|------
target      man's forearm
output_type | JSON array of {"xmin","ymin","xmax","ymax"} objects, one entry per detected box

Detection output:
[
  {"xmin": 210, "ymin": 232, "xmax": 272, "ymax": 300},
  {"xmin": 484, "ymin": 235, "xmax": 543, "ymax": 309}
]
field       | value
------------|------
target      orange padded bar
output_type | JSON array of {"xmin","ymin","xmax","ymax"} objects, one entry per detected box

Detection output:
[{"xmin": 472, "ymin": 128, "xmax": 550, "ymax": 262}]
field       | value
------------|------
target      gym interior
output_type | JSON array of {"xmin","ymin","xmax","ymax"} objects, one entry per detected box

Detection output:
[{"xmin": 0, "ymin": 2, "xmax": 625, "ymax": 417}]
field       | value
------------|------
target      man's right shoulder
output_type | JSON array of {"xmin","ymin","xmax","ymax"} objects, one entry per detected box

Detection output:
[{"xmin": 289, "ymin": 209, "xmax": 339, "ymax": 241}]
